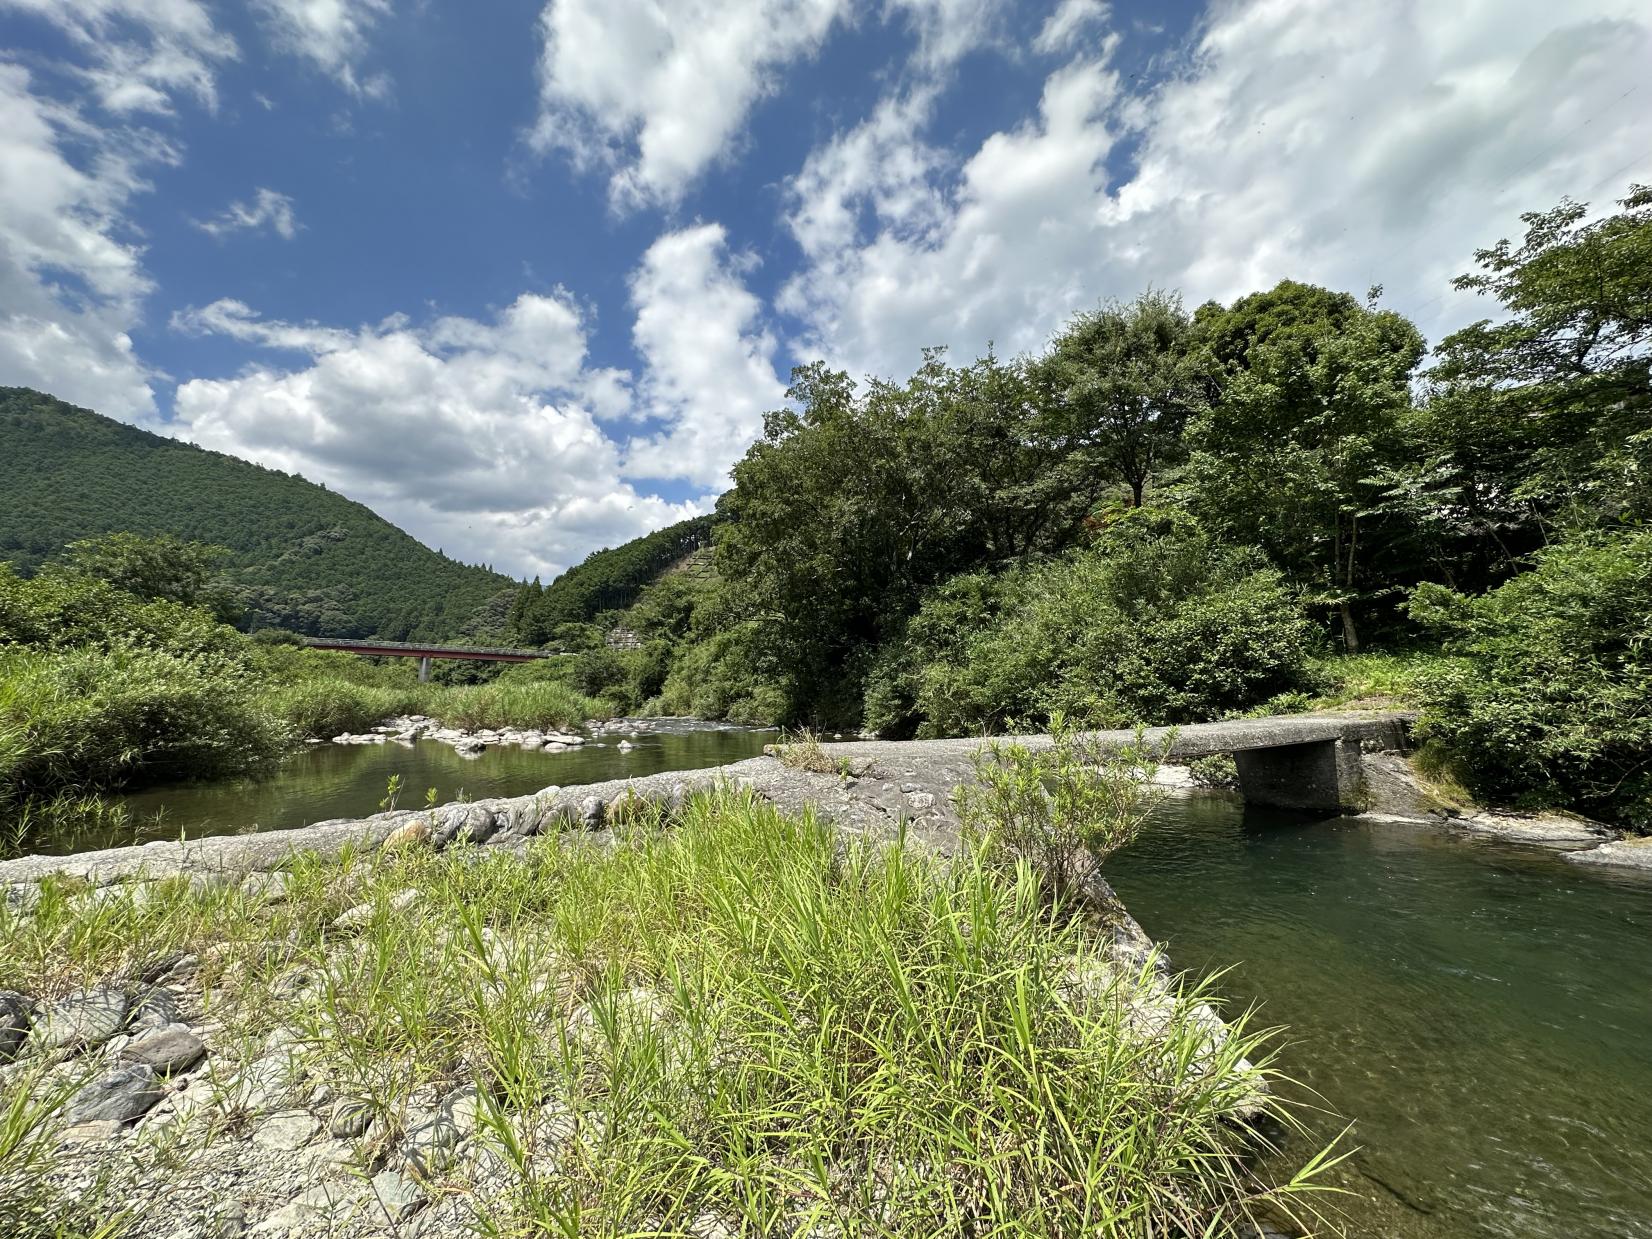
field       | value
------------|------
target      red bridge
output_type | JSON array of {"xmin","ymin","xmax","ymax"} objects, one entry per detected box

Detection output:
[{"xmin": 301, "ymin": 637, "xmax": 558, "ymax": 681}]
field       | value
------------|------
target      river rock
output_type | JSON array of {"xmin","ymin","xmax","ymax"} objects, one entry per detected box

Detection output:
[
  {"xmin": 0, "ymin": 990, "xmax": 34, "ymax": 1061},
  {"xmin": 384, "ymin": 819, "xmax": 432, "ymax": 849},
  {"xmin": 65, "ymin": 1064, "xmax": 164, "ymax": 1124},
  {"xmin": 33, "ymin": 987, "xmax": 129, "ymax": 1053},
  {"xmin": 130, "ymin": 985, "xmax": 183, "ymax": 1030},
  {"xmin": 579, "ymin": 796, "xmax": 604, "ymax": 828},
  {"xmin": 332, "ymin": 887, "xmax": 421, "ymax": 931},
  {"xmin": 1460, "ymin": 810, "xmax": 1610, "ymax": 847},
  {"xmin": 1565, "ymin": 836, "xmax": 1652, "ymax": 871},
  {"xmin": 370, "ymin": 1168, "xmax": 427, "ymax": 1223},
  {"xmin": 402, "ymin": 1113, "xmax": 461, "ymax": 1178},
  {"xmin": 252, "ymin": 1108, "xmax": 321, "ymax": 1151},
  {"xmin": 122, "ymin": 1023, "xmax": 205, "ymax": 1075},
  {"xmin": 327, "ymin": 1096, "xmax": 374, "ymax": 1138}
]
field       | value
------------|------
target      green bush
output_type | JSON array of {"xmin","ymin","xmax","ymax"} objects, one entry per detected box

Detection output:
[
  {"xmin": 0, "ymin": 642, "xmax": 290, "ymax": 795},
  {"xmin": 1410, "ymin": 529, "xmax": 1652, "ymax": 827},
  {"xmin": 657, "ymin": 623, "xmax": 791, "ymax": 725},
  {"xmin": 868, "ymin": 526, "xmax": 1317, "ymax": 736}
]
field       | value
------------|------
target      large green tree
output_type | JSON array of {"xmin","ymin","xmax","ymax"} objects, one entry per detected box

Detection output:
[
  {"xmin": 1182, "ymin": 281, "xmax": 1426, "ymax": 651},
  {"xmin": 1036, "ymin": 289, "xmax": 1206, "ymax": 507}
]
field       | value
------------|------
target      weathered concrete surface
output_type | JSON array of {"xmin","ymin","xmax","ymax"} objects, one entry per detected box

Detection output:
[{"xmin": 0, "ymin": 712, "xmax": 1416, "ymax": 886}]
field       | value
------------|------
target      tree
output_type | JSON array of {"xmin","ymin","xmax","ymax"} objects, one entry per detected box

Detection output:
[
  {"xmin": 1427, "ymin": 184, "xmax": 1652, "ymax": 530},
  {"xmin": 1037, "ymin": 290, "xmax": 1206, "ymax": 507},
  {"xmin": 1182, "ymin": 281, "xmax": 1425, "ymax": 651},
  {"xmin": 56, "ymin": 531, "xmax": 242, "ymax": 624}
]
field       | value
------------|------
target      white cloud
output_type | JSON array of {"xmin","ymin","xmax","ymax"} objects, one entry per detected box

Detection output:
[
  {"xmin": 195, "ymin": 187, "xmax": 299, "ymax": 240},
  {"xmin": 0, "ymin": 63, "xmax": 165, "ymax": 419},
  {"xmin": 781, "ymin": 0, "xmax": 1652, "ymax": 379},
  {"xmin": 624, "ymin": 224, "xmax": 787, "ymax": 486},
  {"xmin": 0, "ymin": 0, "xmax": 237, "ymax": 114},
  {"xmin": 252, "ymin": 0, "xmax": 393, "ymax": 98},
  {"xmin": 170, "ymin": 293, "xmax": 704, "ymax": 578},
  {"xmin": 1033, "ymin": 0, "xmax": 1108, "ymax": 55},
  {"xmin": 528, "ymin": 0, "xmax": 1013, "ymax": 209},
  {"xmin": 531, "ymin": 0, "xmax": 850, "ymax": 209}
]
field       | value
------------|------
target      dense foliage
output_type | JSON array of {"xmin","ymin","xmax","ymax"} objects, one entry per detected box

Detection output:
[
  {"xmin": 509, "ymin": 514, "xmax": 714, "ymax": 643},
  {"xmin": 499, "ymin": 186, "xmax": 1652, "ymax": 826},
  {"xmin": 0, "ymin": 389, "xmax": 513, "ymax": 640}
]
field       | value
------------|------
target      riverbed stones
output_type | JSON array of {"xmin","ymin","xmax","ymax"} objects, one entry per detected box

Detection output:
[
  {"xmin": 252, "ymin": 1108, "xmax": 321, "ymax": 1151},
  {"xmin": 370, "ymin": 1168, "xmax": 427, "ymax": 1223},
  {"xmin": 331, "ymin": 886, "xmax": 421, "ymax": 931},
  {"xmin": 130, "ymin": 985, "xmax": 183, "ymax": 1030},
  {"xmin": 402, "ymin": 1111, "xmax": 462, "ymax": 1178},
  {"xmin": 122, "ymin": 1023, "xmax": 205, "ymax": 1075},
  {"xmin": 382, "ymin": 818, "xmax": 432, "ymax": 849},
  {"xmin": 33, "ymin": 987, "xmax": 129, "ymax": 1053},
  {"xmin": 65, "ymin": 1064, "xmax": 164, "ymax": 1124},
  {"xmin": 0, "ymin": 990, "xmax": 33, "ymax": 1061},
  {"xmin": 579, "ymin": 795, "xmax": 604, "ymax": 828},
  {"xmin": 1566, "ymin": 835, "xmax": 1652, "ymax": 871}
]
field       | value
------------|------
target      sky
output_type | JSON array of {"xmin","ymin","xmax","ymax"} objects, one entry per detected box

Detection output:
[{"xmin": 2, "ymin": 0, "xmax": 1650, "ymax": 581}]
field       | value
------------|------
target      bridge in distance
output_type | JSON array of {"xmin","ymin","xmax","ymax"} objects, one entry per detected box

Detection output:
[{"xmin": 300, "ymin": 637, "xmax": 562, "ymax": 681}]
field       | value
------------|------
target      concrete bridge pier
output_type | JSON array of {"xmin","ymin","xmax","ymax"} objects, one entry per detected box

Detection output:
[
  {"xmin": 1233, "ymin": 737, "xmax": 1367, "ymax": 813},
  {"xmin": 418, "ymin": 656, "xmax": 432, "ymax": 683}
]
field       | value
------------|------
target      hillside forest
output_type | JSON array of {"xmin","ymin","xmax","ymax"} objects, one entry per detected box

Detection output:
[{"xmin": 510, "ymin": 187, "xmax": 1652, "ymax": 829}]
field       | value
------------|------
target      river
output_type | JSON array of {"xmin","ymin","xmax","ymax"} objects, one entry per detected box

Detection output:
[
  {"xmin": 98, "ymin": 740, "xmax": 1652, "ymax": 1237},
  {"xmin": 1107, "ymin": 791, "xmax": 1652, "ymax": 1239}
]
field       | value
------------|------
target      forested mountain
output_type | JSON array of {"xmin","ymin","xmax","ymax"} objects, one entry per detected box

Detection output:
[
  {"xmin": 0, "ymin": 388, "xmax": 514, "ymax": 640},
  {"xmin": 510, "ymin": 513, "xmax": 715, "ymax": 642}
]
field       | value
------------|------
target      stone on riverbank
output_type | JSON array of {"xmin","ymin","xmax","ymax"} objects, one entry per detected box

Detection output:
[
  {"xmin": 1565, "ymin": 835, "xmax": 1652, "ymax": 872},
  {"xmin": 65, "ymin": 1064, "xmax": 164, "ymax": 1125},
  {"xmin": 1, "ymin": 990, "xmax": 34, "ymax": 1061},
  {"xmin": 122, "ymin": 1023, "xmax": 205, "ymax": 1075},
  {"xmin": 32, "ymin": 987, "xmax": 130, "ymax": 1053}
]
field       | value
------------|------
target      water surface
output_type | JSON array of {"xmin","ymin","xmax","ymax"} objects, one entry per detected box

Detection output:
[
  {"xmin": 1106, "ymin": 794, "xmax": 1652, "ymax": 1239},
  {"xmin": 93, "ymin": 723, "xmax": 771, "ymax": 852}
]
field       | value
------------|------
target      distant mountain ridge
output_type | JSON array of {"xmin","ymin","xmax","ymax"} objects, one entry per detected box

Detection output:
[{"xmin": 0, "ymin": 388, "xmax": 514, "ymax": 641}]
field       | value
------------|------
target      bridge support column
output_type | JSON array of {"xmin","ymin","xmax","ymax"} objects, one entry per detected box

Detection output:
[
  {"xmin": 418, "ymin": 656, "xmax": 432, "ymax": 683},
  {"xmin": 1232, "ymin": 738, "xmax": 1365, "ymax": 813}
]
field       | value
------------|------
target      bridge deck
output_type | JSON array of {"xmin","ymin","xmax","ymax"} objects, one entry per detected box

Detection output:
[{"xmin": 300, "ymin": 638, "xmax": 552, "ymax": 662}]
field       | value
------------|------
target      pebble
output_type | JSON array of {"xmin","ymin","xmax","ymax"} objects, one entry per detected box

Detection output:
[
  {"xmin": 401, "ymin": 1113, "xmax": 461, "ymax": 1178},
  {"xmin": 369, "ymin": 1168, "xmax": 427, "ymax": 1223},
  {"xmin": 327, "ymin": 1096, "xmax": 374, "ymax": 1138},
  {"xmin": 130, "ymin": 985, "xmax": 183, "ymax": 1030}
]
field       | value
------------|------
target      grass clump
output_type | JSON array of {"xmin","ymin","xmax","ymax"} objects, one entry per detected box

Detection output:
[{"xmin": 0, "ymin": 790, "xmax": 1337, "ymax": 1238}]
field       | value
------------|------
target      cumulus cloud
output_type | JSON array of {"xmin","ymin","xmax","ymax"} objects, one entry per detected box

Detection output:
[
  {"xmin": 529, "ymin": 0, "xmax": 1012, "ymax": 208},
  {"xmin": 781, "ymin": 0, "xmax": 1652, "ymax": 379},
  {"xmin": 170, "ymin": 293, "xmax": 704, "ymax": 578},
  {"xmin": 0, "ymin": 0, "xmax": 237, "ymax": 114},
  {"xmin": 624, "ymin": 224, "xmax": 787, "ymax": 486},
  {"xmin": 0, "ymin": 63, "xmax": 166, "ymax": 420},
  {"xmin": 252, "ymin": 0, "xmax": 393, "ymax": 98},
  {"xmin": 195, "ymin": 187, "xmax": 299, "ymax": 240}
]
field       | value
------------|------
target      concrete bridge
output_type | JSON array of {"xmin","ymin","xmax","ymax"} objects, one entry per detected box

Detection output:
[
  {"xmin": 815, "ymin": 712, "xmax": 1415, "ymax": 815},
  {"xmin": 300, "ymin": 637, "xmax": 556, "ymax": 681}
]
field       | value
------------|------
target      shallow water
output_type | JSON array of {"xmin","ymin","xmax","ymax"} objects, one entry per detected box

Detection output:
[
  {"xmin": 1105, "ymin": 793, "xmax": 1652, "ymax": 1239},
  {"xmin": 89, "ymin": 722, "xmax": 772, "ymax": 853}
]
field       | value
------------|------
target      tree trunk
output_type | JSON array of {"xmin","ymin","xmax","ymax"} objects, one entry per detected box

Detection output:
[
  {"xmin": 1339, "ymin": 600, "xmax": 1360, "ymax": 654},
  {"xmin": 1129, "ymin": 477, "xmax": 1144, "ymax": 507}
]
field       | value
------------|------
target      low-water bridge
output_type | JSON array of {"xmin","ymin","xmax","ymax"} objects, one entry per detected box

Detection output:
[{"xmin": 300, "ymin": 637, "xmax": 557, "ymax": 681}]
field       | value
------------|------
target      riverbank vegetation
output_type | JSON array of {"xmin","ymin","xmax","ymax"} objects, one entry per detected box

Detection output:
[
  {"xmin": 0, "ymin": 557, "xmax": 604, "ymax": 849},
  {"xmin": 510, "ymin": 185, "xmax": 1651, "ymax": 828},
  {"xmin": 0, "ymin": 788, "xmax": 1337, "ymax": 1237}
]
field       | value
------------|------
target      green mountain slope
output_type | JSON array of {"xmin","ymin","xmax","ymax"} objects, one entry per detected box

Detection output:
[{"xmin": 0, "ymin": 388, "xmax": 514, "ymax": 640}]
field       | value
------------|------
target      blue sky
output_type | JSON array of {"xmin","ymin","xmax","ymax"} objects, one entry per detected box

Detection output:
[{"xmin": 2, "ymin": 0, "xmax": 1649, "ymax": 579}]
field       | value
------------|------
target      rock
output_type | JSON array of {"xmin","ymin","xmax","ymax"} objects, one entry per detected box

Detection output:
[
  {"xmin": 122, "ymin": 1023, "xmax": 206, "ymax": 1075},
  {"xmin": 327, "ymin": 1096, "xmax": 375, "ymax": 1138},
  {"xmin": 579, "ymin": 796, "xmax": 604, "ymax": 829},
  {"xmin": 1566, "ymin": 835, "xmax": 1652, "ymax": 871},
  {"xmin": 905, "ymin": 791, "xmax": 936, "ymax": 812},
  {"xmin": 617, "ymin": 740, "xmax": 635, "ymax": 752},
  {"xmin": 256, "ymin": 1180, "xmax": 368, "ymax": 1232},
  {"xmin": 3, "ymin": 882, "xmax": 40, "ymax": 916},
  {"xmin": 0, "ymin": 990, "xmax": 33, "ymax": 1062},
  {"xmin": 402, "ymin": 1112, "xmax": 461, "ymax": 1178},
  {"xmin": 239, "ymin": 872, "xmax": 292, "ymax": 905},
  {"xmin": 57, "ymin": 1118, "xmax": 125, "ymax": 1144},
  {"xmin": 383, "ymin": 818, "xmax": 433, "ymax": 849},
  {"xmin": 33, "ymin": 987, "xmax": 129, "ymax": 1052},
  {"xmin": 1461, "ymin": 810, "xmax": 1612, "ymax": 846},
  {"xmin": 442, "ymin": 1084, "xmax": 483, "ymax": 1138},
  {"xmin": 65, "ymin": 1064, "xmax": 164, "ymax": 1124},
  {"xmin": 432, "ymin": 804, "xmax": 498, "ymax": 847},
  {"xmin": 252, "ymin": 1108, "xmax": 321, "ymax": 1151},
  {"xmin": 129, "ymin": 985, "xmax": 183, "ymax": 1030},
  {"xmin": 332, "ymin": 887, "xmax": 421, "ymax": 930},
  {"xmin": 369, "ymin": 1168, "xmax": 427, "ymax": 1223}
]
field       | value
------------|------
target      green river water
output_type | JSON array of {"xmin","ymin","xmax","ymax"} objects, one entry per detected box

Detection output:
[{"xmin": 99, "ymin": 736, "xmax": 1652, "ymax": 1239}]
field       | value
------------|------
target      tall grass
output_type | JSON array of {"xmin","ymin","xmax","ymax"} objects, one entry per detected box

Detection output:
[
  {"xmin": 0, "ymin": 792, "xmax": 1340, "ymax": 1237},
  {"xmin": 262, "ymin": 674, "xmax": 605, "ymax": 738}
]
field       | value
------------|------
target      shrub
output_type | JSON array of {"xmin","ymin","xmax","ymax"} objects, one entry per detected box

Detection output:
[
  {"xmin": 869, "ymin": 526, "xmax": 1317, "ymax": 737},
  {"xmin": 0, "ymin": 642, "xmax": 290, "ymax": 796},
  {"xmin": 657, "ymin": 623, "xmax": 792, "ymax": 725},
  {"xmin": 1410, "ymin": 529, "xmax": 1652, "ymax": 827},
  {"xmin": 955, "ymin": 713, "xmax": 1170, "ymax": 903}
]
